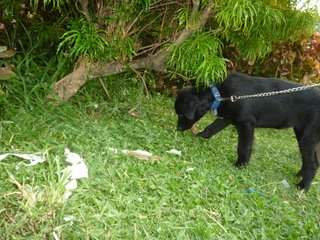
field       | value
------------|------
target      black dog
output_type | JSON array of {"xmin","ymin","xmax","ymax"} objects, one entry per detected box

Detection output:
[{"xmin": 175, "ymin": 72, "xmax": 320, "ymax": 191}]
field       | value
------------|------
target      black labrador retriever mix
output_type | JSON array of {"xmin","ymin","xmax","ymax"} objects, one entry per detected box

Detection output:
[{"xmin": 175, "ymin": 72, "xmax": 320, "ymax": 191}]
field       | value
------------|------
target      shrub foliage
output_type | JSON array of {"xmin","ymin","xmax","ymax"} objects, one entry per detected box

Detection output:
[{"xmin": 0, "ymin": 0, "xmax": 319, "ymax": 89}]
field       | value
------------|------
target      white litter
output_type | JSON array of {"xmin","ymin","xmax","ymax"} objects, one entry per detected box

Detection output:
[
  {"xmin": 61, "ymin": 149, "xmax": 88, "ymax": 201},
  {"xmin": 53, "ymin": 232, "xmax": 60, "ymax": 240},
  {"xmin": 63, "ymin": 215, "xmax": 76, "ymax": 222},
  {"xmin": 166, "ymin": 149, "xmax": 182, "ymax": 156},
  {"xmin": 0, "ymin": 149, "xmax": 88, "ymax": 202},
  {"xmin": 109, "ymin": 147, "xmax": 119, "ymax": 153},
  {"xmin": 0, "ymin": 153, "xmax": 45, "ymax": 166},
  {"xmin": 186, "ymin": 167, "xmax": 195, "ymax": 172},
  {"xmin": 280, "ymin": 179, "xmax": 290, "ymax": 189}
]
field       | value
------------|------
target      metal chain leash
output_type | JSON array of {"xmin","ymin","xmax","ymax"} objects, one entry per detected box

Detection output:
[{"xmin": 221, "ymin": 83, "xmax": 320, "ymax": 102}]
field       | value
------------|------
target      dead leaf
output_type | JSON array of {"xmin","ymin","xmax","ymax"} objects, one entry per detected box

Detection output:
[
  {"xmin": 191, "ymin": 125, "xmax": 199, "ymax": 135},
  {"xmin": 125, "ymin": 150, "xmax": 161, "ymax": 160},
  {"xmin": 109, "ymin": 148, "xmax": 161, "ymax": 160},
  {"xmin": 129, "ymin": 111, "xmax": 140, "ymax": 118},
  {"xmin": 0, "ymin": 49, "xmax": 16, "ymax": 58},
  {"xmin": 0, "ymin": 68, "xmax": 16, "ymax": 80}
]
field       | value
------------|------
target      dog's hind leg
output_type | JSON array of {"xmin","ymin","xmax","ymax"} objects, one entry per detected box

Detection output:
[
  {"xmin": 234, "ymin": 122, "xmax": 255, "ymax": 168},
  {"xmin": 296, "ymin": 129, "xmax": 320, "ymax": 191},
  {"xmin": 294, "ymin": 127, "xmax": 303, "ymax": 177}
]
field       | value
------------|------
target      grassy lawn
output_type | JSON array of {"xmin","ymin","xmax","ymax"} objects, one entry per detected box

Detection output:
[{"xmin": 1, "ymin": 81, "xmax": 320, "ymax": 239}]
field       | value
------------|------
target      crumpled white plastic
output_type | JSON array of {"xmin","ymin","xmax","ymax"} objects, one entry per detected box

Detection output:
[
  {"xmin": 63, "ymin": 215, "xmax": 76, "ymax": 222},
  {"xmin": 0, "ymin": 153, "xmax": 45, "ymax": 166},
  {"xmin": 166, "ymin": 149, "xmax": 182, "ymax": 156},
  {"xmin": 61, "ymin": 149, "xmax": 88, "ymax": 200},
  {"xmin": 186, "ymin": 167, "xmax": 195, "ymax": 172},
  {"xmin": 280, "ymin": 179, "xmax": 290, "ymax": 189},
  {"xmin": 0, "ymin": 149, "xmax": 89, "ymax": 201}
]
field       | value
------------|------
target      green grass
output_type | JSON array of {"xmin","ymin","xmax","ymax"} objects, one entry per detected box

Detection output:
[{"xmin": 1, "ymin": 79, "xmax": 320, "ymax": 239}]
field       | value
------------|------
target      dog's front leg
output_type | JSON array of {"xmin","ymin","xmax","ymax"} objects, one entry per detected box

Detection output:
[
  {"xmin": 197, "ymin": 118, "xmax": 230, "ymax": 139},
  {"xmin": 234, "ymin": 122, "xmax": 255, "ymax": 167}
]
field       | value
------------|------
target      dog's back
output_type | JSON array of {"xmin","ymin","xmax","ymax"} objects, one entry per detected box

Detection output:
[
  {"xmin": 217, "ymin": 72, "xmax": 320, "ymax": 129},
  {"xmin": 221, "ymin": 72, "xmax": 320, "ymax": 99}
]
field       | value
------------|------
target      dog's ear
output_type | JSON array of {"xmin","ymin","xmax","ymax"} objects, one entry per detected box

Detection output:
[{"xmin": 182, "ymin": 96, "xmax": 198, "ymax": 120}]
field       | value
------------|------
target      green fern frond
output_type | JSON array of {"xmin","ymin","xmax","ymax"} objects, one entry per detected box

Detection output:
[
  {"xmin": 57, "ymin": 18, "xmax": 109, "ymax": 60},
  {"xmin": 216, "ymin": 0, "xmax": 261, "ymax": 34},
  {"xmin": 280, "ymin": 8, "xmax": 319, "ymax": 41},
  {"xmin": 30, "ymin": 0, "xmax": 68, "ymax": 10},
  {"xmin": 168, "ymin": 32, "xmax": 228, "ymax": 85},
  {"xmin": 177, "ymin": 8, "xmax": 190, "ymax": 28}
]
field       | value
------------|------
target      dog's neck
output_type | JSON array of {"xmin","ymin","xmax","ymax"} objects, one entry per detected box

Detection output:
[
  {"xmin": 195, "ymin": 86, "xmax": 221, "ymax": 113},
  {"xmin": 210, "ymin": 86, "xmax": 222, "ymax": 110}
]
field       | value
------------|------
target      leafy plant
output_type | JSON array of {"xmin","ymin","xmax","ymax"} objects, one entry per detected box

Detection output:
[
  {"xmin": 1, "ymin": 0, "xmax": 319, "ymax": 101},
  {"xmin": 30, "ymin": 0, "xmax": 67, "ymax": 10},
  {"xmin": 58, "ymin": 18, "xmax": 109, "ymax": 61},
  {"xmin": 225, "ymin": 33, "xmax": 320, "ymax": 82},
  {"xmin": 216, "ymin": 0, "xmax": 319, "ymax": 62},
  {"xmin": 262, "ymin": 32, "xmax": 320, "ymax": 82},
  {"xmin": 168, "ymin": 32, "xmax": 228, "ymax": 86}
]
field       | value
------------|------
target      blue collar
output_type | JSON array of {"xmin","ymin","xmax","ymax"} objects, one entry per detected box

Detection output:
[{"xmin": 210, "ymin": 86, "xmax": 222, "ymax": 110}]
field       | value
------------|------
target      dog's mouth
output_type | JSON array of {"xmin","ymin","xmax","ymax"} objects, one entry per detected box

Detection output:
[{"xmin": 176, "ymin": 113, "xmax": 198, "ymax": 132}]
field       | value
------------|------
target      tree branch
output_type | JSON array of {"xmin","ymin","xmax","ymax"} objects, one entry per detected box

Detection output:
[
  {"xmin": 76, "ymin": 0, "xmax": 91, "ymax": 22},
  {"xmin": 50, "ymin": 0, "xmax": 215, "ymax": 101}
]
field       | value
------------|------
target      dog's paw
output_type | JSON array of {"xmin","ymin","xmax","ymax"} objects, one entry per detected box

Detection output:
[
  {"xmin": 196, "ymin": 131, "xmax": 212, "ymax": 139},
  {"xmin": 234, "ymin": 161, "xmax": 247, "ymax": 168},
  {"xmin": 296, "ymin": 180, "xmax": 310, "ymax": 191}
]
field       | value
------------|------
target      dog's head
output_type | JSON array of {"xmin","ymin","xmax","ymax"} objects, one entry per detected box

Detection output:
[{"xmin": 174, "ymin": 87, "xmax": 210, "ymax": 131}]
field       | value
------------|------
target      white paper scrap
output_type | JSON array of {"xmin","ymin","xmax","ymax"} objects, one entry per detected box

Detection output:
[
  {"xmin": 0, "ymin": 153, "xmax": 45, "ymax": 166},
  {"xmin": 108, "ymin": 147, "xmax": 119, "ymax": 153},
  {"xmin": 166, "ymin": 149, "xmax": 182, "ymax": 156},
  {"xmin": 53, "ymin": 232, "xmax": 60, "ymax": 240},
  {"xmin": 63, "ymin": 215, "xmax": 76, "ymax": 222},
  {"xmin": 61, "ymin": 149, "xmax": 88, "ymax": 201},
  {"xmin": 186, "ymin": 167, "xmax": 195, "ymax": 172},
  {"xmin": 280, "ymin": 179, "xmax": 290, "ymax": 189}
]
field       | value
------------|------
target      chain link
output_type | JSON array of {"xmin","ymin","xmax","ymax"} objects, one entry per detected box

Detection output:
[{"xmin": 221, "ymin": 83, "xmax": 320, "ymax": 102}]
